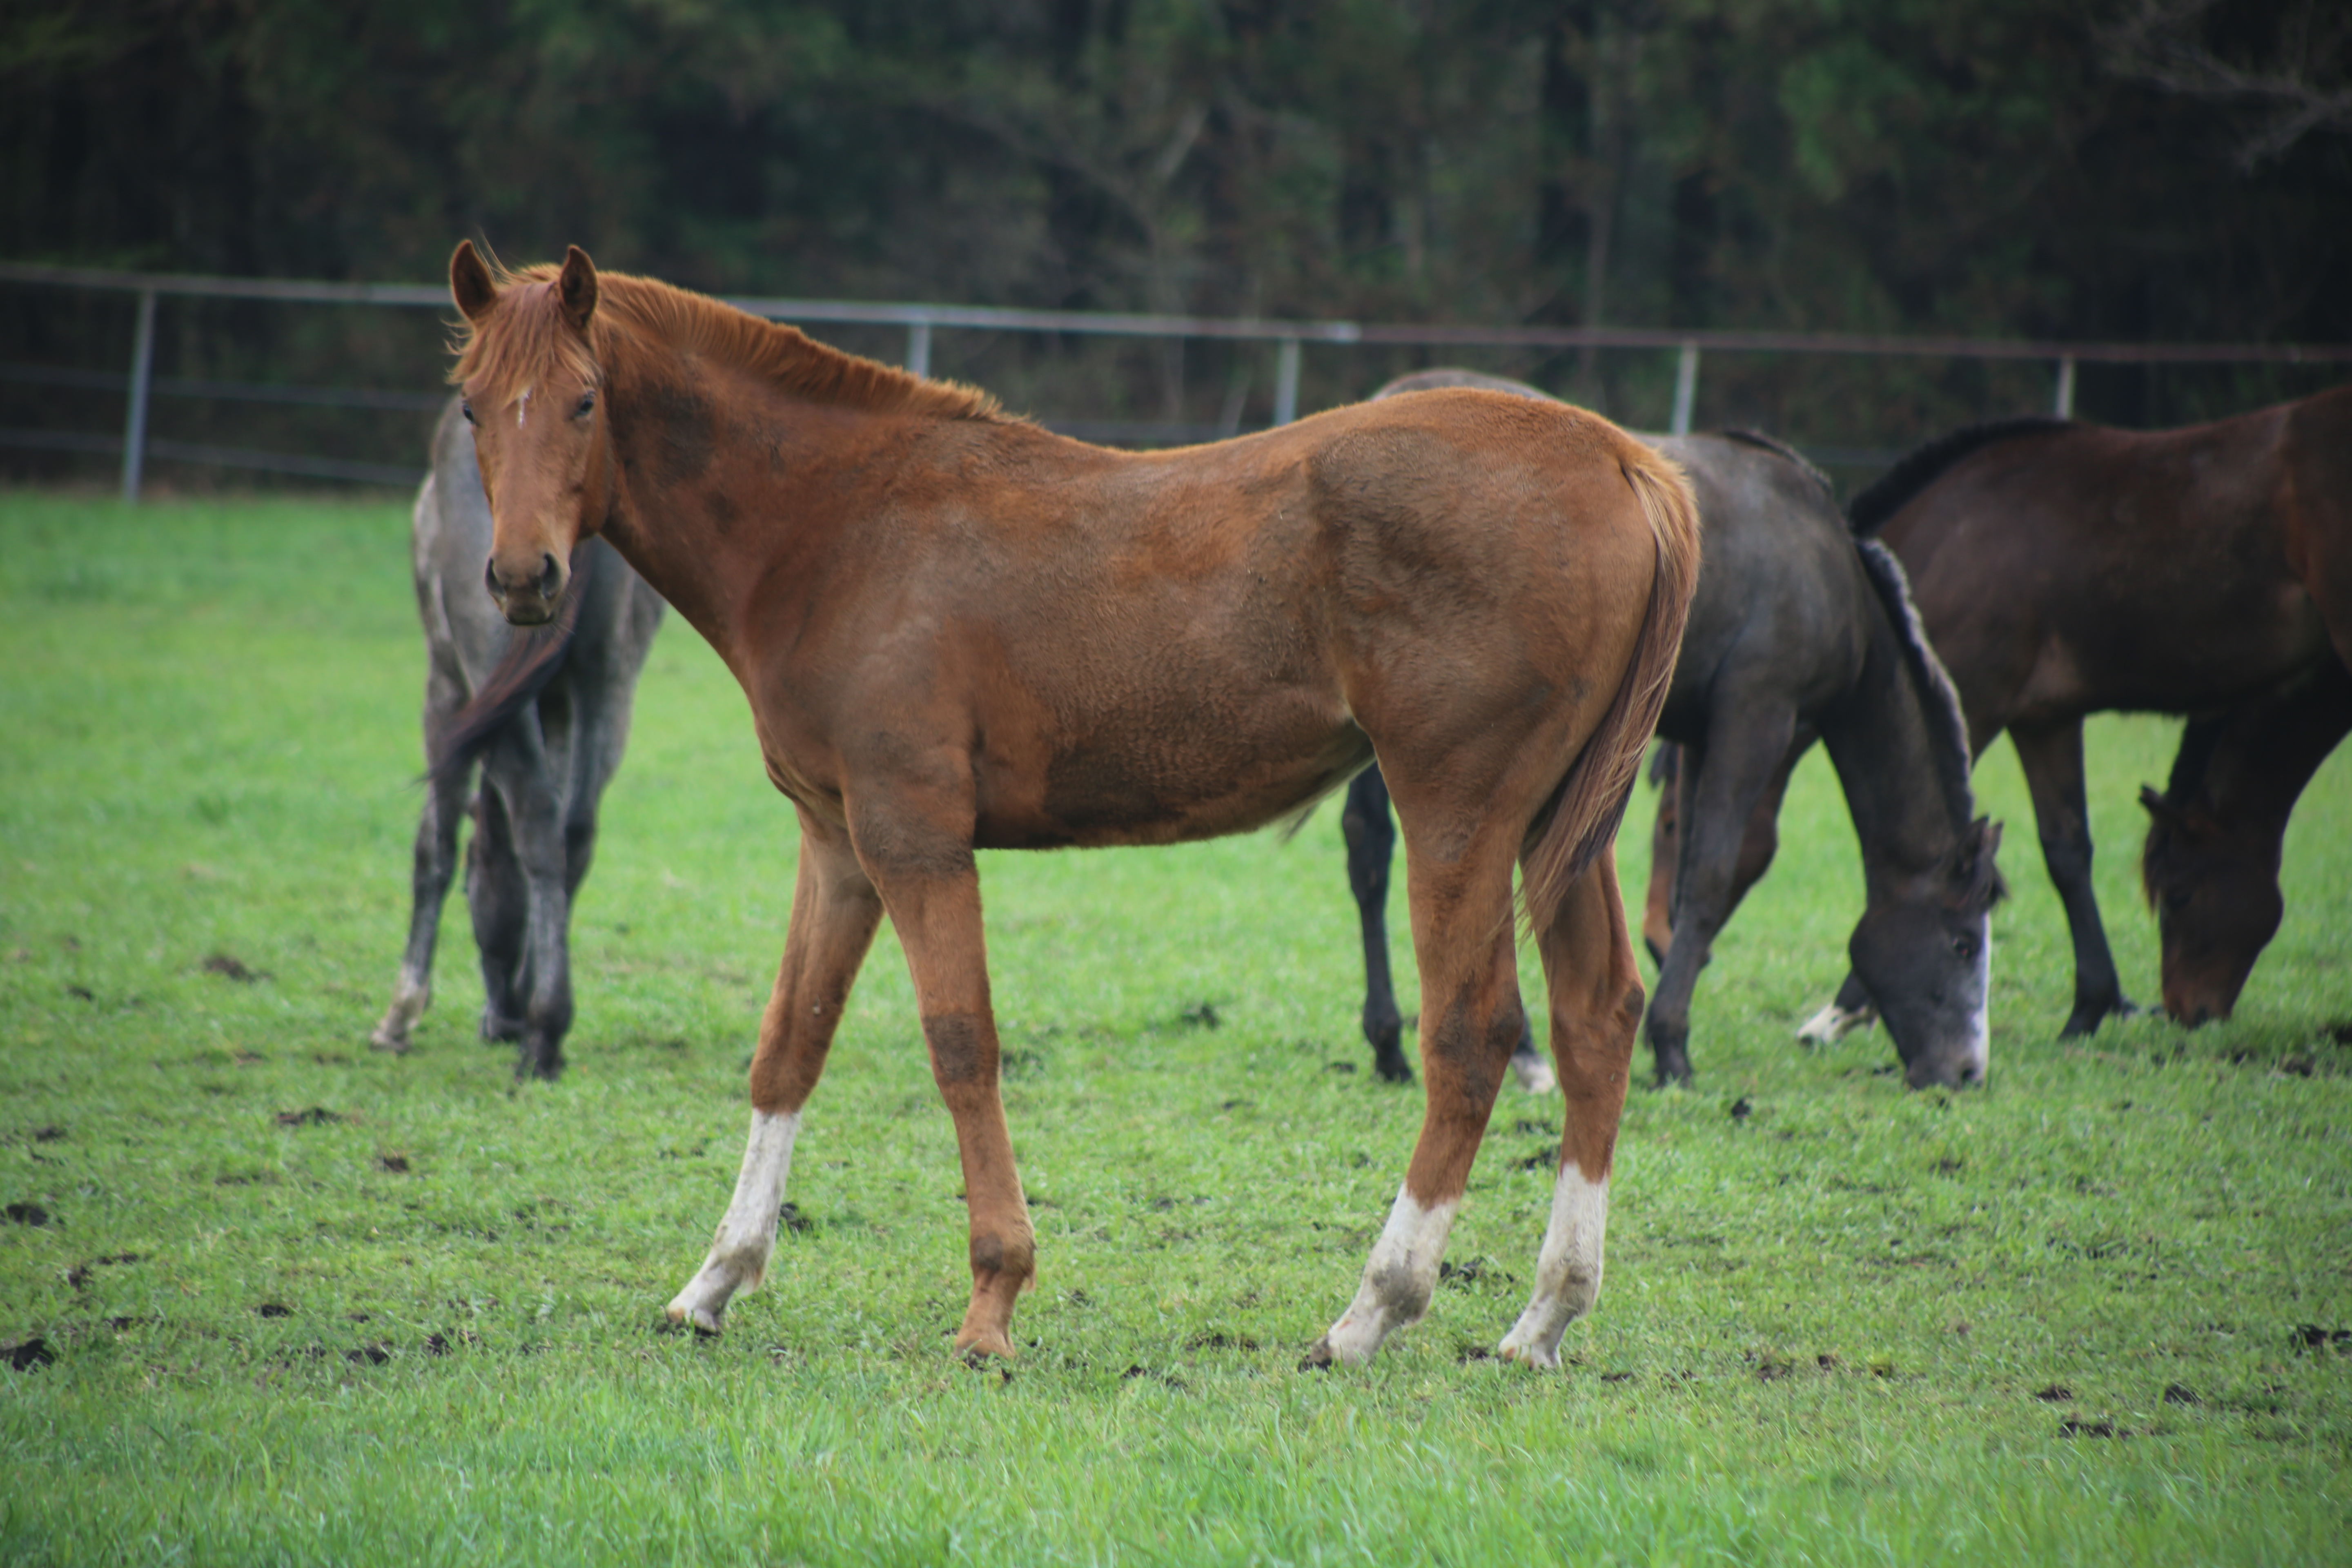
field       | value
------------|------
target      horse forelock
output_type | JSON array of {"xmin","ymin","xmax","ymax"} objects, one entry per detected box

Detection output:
[
  {"xmin": 452, "ymin": 263, "xmax": 1008, "ymax": 425},
  {"xmin": 1855, "ymin": 539, "xmax": 1976, "ymax": 833},
  {"xmin": 454, "ymin": 262, "xmax": 1007, "ymax": 423}
]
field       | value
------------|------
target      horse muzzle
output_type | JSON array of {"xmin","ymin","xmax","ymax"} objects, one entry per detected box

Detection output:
[{"xmin": 485, "ymin": 550, "xmax": 567, "ymax": 625}]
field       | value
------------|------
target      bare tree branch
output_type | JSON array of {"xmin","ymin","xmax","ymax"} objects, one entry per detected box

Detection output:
[{"xmin": 2098, "ymin": 0, "xmax": 2352, "ymax": 167}]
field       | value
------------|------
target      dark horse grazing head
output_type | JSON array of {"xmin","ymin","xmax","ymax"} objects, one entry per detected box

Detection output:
[
  {"xmin": 2138, "ymin": 788, "xmax": 2275, "ymax": 1026},
  {"xmin": 1846, "ymin": 815, "xmax": 2006, "ymax": 1087},
  {"xmin": 2134, "ymin": 656, "xmax": 2352, "ymax": 1026},
  {"xmin": 451, "ymin": 241, "xmax": 614, "ymax": 624}
]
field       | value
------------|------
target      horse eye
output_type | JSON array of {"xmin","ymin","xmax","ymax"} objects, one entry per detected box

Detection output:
[
  {"xmin": 1951, "ymin": 934, "xmax": 1977, "ymax": 960},
  {"xmin": 460, "ymin": 399, "xmax": 476, "ymax": 425},
  {"xmin": 574, "ymin": 390, "xmax": 597, "ymax": 419}
]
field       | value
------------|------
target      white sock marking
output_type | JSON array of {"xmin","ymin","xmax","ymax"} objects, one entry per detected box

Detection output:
[
  {"xmin": 1317, "ymin": 1187, "xmax": 1460, "ymax": 1365},
  {"xmin": 1498, "ymin": 1163, "xmax": 1610, "ymax": 1368},
  {"xmin": 665, "ymin": 1109, "xmax": 800, "ymax": 1333},
  {"xmin": 1796, "ymin": 998, "xmax": 1878, "ymax": 1046}
]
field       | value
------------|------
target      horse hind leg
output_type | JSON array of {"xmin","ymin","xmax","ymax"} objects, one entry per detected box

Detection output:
[
  {"xmin": 473, "ymin": 726, "xmax": 574, "ymax": 1080},
  {"xmin": 668, "ymin": 816, "xmax": 883, "ymax": 1334},
  {"xmin": 1309, "ymin": 813, "xmax": 1525, "ymax": 1368},
  {"xmin": 1500, "ymin": 844, "xmax": 1644, "ymax": 1368},
  {"xmin": 1341, "ymin": 766, "xmax": 1413, "ymax": 1084}
]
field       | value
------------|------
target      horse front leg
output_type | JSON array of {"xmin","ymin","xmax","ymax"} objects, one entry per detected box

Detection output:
[
  {"xmin": 1646, "ymin": 703, "xmax": 1796, "ymax": 1085},
  {"xmin": 1501, "ymin": 845, "xmax": 1644, "ymax": 1367},
  {"xmin": 1309, "ymin": 825, "xmax": 1523, "ymax": 1368},
  {"xmin": 2011, "ymin": 718, "xmax": 2139, "ymax": 1035},
  {"xmin": 373, "ymin": 662, "xmax": 470, "ymax": 1053},
  {"xmin": 668, "ymin": 814, "xmax": 883, "ymax": 1333}
]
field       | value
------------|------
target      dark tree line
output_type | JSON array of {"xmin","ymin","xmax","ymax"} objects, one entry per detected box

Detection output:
[{"xmin": 3, "ymin": 0, "xmax": 2347, "ymax": 472}]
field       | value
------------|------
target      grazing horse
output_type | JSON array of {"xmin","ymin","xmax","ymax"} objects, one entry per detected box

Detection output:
[
  {"xmin": 1347, "ymin": 370, "xmax": 2002, "ymax": 1090},
  {"xmin": 444, "ymin": 243, "xmax": 1700, "ymax": 1368},
  {"xmin": 1834, "ymin": 389, "xmax": 2352, "ymax": 1034},
  {"xmin": 2139, "ymin": 657, "xmax": 2352, "ymax": 1023},
  {"xmin": 371, "ymin": 396, "xmax": 665, "ymax": 1079}
]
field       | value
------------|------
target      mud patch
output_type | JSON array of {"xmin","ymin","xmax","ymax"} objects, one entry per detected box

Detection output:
[
  {"xmin": 778, "ymin": 1201, "xmax": 813, "ymax": 1234},
  {"xmin": 31, "ymin": 1127, "xmax": 64, "ymax": 1143},
  {"xmin": 1178, "ymin": 1002, "xmax": 1221, "ymax": 1030},
  {"xmin": 1728, "ymin": 1097, "xmax": 1752, "ymax": 1122},
  {"xmin": 202, "ymin": 953, "xmax": 269, "ymax": 983},
  {"xmin": 2060, "ymin": 1417, "xmax": 2127, "ymax": 1438},
  {"xmin": 1184, "ymin": 1330, "xmax": 1259, "ymax": 1352},
  {"xmin": 345, "ymin": 1343, "xmax": 392, "ymax": 1366},
  {"xmin": 2290, "ymin": 1325, "xmax": 2351, "ymax": 1353},
  {"xmin": 256, "ymin": 1302, "xmax": 294, "ymax": 1319},
  {"xmin": 274, "ymin": 1107, "xmax": 343, "ymax": 1129},
  {"xmin": 1513, "ymin": 1149, "xmax": 1556, "ymax": 1173},
  {"xmin": 2035, "ymin": 1383, "xmax": 2073, "ymax": 1402},
  {"xmin": 1324, "ymin": 1060, "xmax": 1357, "ymax": 1075},
  {"xmin": 4, "ymin": 1337, "xmax": 55, "ymax": 1371},
  {"xmin": 376, "ymin": 1154, "xmax": 410, "ymax": 1174},
  {"xmin": 64, "ymin": 1253, "xmax": 140, "ymax": 1289},
  {"xmin": 2163, "ymin": 1383, "xmax": 2198, "ymax": 1405},
  {"xmin": 1438, "ymin": 1257, "xmax": 1515, "ymax": 1290},
  {"xmin": 4, "ymin": 1203, "xmax": 50, "ymax": 1227}
]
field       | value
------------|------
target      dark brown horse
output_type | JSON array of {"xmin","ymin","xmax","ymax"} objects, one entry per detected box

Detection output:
[
  {"xmin": 445, "ymin": 243, "xmax": 1699, "ymax": 1368},
  {"xmin": 1835, "ymin": 389, "xmax": 2352, "ymax": 1034},
  {"xmin": 2140, "ymin": 657, "xmax": 2352, "ymax": 1022}
]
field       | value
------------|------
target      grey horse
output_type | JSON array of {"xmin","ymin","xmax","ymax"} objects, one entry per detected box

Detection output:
[
  {"xmin": 1344, "ymin": 370, "xmax": 2004, "ymax": 1090},
  {"xmin": 371, "ymin": 396, "xmax": 666, "ymax": 1079}
]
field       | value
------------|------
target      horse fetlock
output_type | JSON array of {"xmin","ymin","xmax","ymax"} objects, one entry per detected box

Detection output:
[{"xmin": 665, "ymin": 1242, "xmax": 767, "ymax": 1334}]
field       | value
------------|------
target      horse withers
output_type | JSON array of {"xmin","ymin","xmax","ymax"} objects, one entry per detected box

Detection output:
[
  {"xmin": 1351, "ymin": 370, "xmax": 2002, "ymax": 1091},
  {"xmin": 1842, "ymin": 389, "xmax": 2352, "ymax": 1033},
  {"xmin": 445, "ymin": 241, "xmax": 1699, "ymax": 1368},
  {"xmin": 371, "ymin": 396, "xmax": 664, "ymax": 1079}
]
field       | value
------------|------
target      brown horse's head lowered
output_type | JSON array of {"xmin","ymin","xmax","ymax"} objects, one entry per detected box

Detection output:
[{"xmin": 450, "ymin": 240, "xmax": 610, "ymax": 624}]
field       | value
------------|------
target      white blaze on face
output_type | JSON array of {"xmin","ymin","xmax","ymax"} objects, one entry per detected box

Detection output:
[
  {"xmin": 665, "ymin": 1108, "xmax": 800, "ymax": 1333},
  {"xmin": 1964, "ymin": 921, "xmax": 1993, "ymax": 1081},
  {"xmin": 1317, "ymin": 1187, "xmax": 1461, "ymax": 1365},
  {"xmin": 1498, "ymin": 1163, "xmax": 1609, "ymax": 1369},
  {"xmin": 516, "ymin": 388, "xmax": 532, "ymax": 428}
]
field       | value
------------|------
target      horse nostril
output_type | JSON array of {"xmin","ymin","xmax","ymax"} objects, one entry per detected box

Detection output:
[
  {"xmin": 483, "ymin": 556, "xmax": 505, "ymax": 599},
  {"xmin": 537, "ymin": 552, "xmax": 562, "ymax": 599}
]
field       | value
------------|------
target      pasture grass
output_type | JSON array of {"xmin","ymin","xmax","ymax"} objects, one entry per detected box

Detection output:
[{"xmin": 1, "ymin": 490, "xmax": 2348, "ymax": 1566}]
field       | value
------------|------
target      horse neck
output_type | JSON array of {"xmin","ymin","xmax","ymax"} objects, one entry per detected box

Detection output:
[
  {"xmin": 1817, "ymin": 615, "xmax": 1969, "ymax": 895},
  {"xmin": 591, "ymin": 350, "xmax": 851, "ymax": 673}
]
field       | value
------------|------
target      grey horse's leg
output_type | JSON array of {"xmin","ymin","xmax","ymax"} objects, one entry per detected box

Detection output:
[
  {"xmin": 372, "ymin": 666, "xmax": 470, "ymax": 1053},
  {"xmin": 1645, "ymin": 699, "xmax": 1800, "ymax": 1086},
  {"xmin": 468, "ymin": 783, "xmax": 528, "ymax": 1045},
  {"xmin": 1343, "ymin": 765, "xmax": 1546, "ymax": 1092},
  {"xmin": 470, "ymin": 716, "xmax": 574, "ymax": 1080}
]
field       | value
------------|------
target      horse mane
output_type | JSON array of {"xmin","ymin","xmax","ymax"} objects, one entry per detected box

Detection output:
[
  {"xmin": 1717, "ymin": 428, "xmax": 1837, "ymax": 505},
  {"xmin": 1846, "ymin": 416, "xmax": 2074, "ymax": 537},
  {"xmin": 1853, "ymin": 538, "xmax": 1978, "ymax": 835},
  {"xmin": 451, "ymin": 261, "xmax": 1009, "ymax": 425}
]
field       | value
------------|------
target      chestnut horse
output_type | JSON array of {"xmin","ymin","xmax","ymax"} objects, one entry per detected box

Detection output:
[
  {"xmin": 1833, "ymin": 390, "xmax": 2352, "ymax": 1035},
  {"xmin": 445, "ymin": 243, "xmax": 1699, "ymax": 1368}
]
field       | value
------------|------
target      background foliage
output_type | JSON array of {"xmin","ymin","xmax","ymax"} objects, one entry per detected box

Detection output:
[{"xmin": 2, "ymin": 0, "xmax": 2348, "ymax": 462}]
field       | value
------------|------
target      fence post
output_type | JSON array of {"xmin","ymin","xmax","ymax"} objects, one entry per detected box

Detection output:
[
  {"xmin": 1670, "ymin": 341, "xmax": 1699, "ymax": 436},
  {"xmin": 120, "ymin": 287, "xmax": 158, "ymax": 503},
  {"xmin": 905, "ymin": 319, "xmax": 932, "ymax": 379},
  {"xmin": 2053, "ymin": 354, "xmax": 2076, "ymax": 419},
  {"xmin": 1272, "ymin": 336, "xmax": 1302, "ymax": 426}
]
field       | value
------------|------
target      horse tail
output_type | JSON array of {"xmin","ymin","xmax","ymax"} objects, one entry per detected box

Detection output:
[
  {"xmin": 424, "ymin": 546, "xmax": 595, "ymax": 788},
  {"xmin": 1520, "ymin": 440, "xmax": 1702, "ymax": 932}
]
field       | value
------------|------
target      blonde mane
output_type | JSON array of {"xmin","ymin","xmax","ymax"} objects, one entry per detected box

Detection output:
[{"xmin": 451, "ymin": 261, "xmax": 1008, "ymax": 425}]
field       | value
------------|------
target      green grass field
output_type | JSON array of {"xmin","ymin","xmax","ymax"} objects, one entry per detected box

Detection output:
[{"xmin": 2, "ymin": 490, "xmax": 2348, "ymax": 1566}]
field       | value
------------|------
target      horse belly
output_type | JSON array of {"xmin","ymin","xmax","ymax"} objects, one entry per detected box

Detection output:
[{"xmin": 976, "ymin": 699, "xmax": 1372, "ymax": 850}]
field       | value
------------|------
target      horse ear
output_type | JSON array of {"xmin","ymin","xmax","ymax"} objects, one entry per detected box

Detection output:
[
  {"xmin": 557, "ymin": 245, "xmax": 599, "ymax": 333},
  {"xmin": 2139, "ymin": 784, "xmax": 2185, "ymax": 830},
  {"xmin": 1951, "ymin": 816, "xmax": 2007, "ymax": 907},
  {"xmin": 450, "ymin": 240, "xmax": 497, "ymax": 323}
]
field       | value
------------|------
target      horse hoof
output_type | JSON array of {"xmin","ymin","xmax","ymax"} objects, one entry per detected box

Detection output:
[{"xmin": 367, "ymin": 1028, "xmax": 412, "ymax": 1055}]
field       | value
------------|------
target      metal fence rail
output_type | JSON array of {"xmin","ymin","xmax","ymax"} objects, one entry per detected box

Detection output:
[{"xmin": 6, "ymin": 259, "xmax": 2350, "ymax": 501}]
